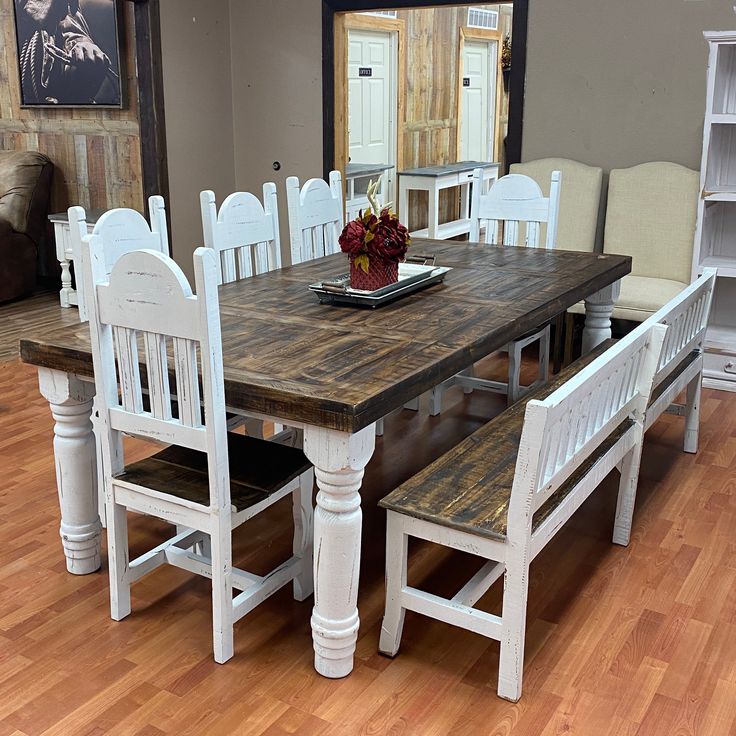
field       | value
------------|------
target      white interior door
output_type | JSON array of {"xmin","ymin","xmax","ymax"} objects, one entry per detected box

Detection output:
[
  {"xmin": 460, "ymin": 39, "xmax": 498, "ymax": 162},
  {"xmin": 348, "ymin": 28, "xmax": 397, "ymax": 202}
]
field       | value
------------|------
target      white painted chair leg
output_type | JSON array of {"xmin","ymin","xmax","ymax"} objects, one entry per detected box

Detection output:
[
  {"xmin": 537, "ymin": 326, "xmax": 551, "ymax": 386},
  {"xmin": 683, "ymin": 373, "xmax": 702, "ymax": 454},
  {"xmin": 404, "ymin": 397, "xmax": 420, "ymax": 412},
  {"xmin": 375, "ymin": 417, "xmax": 385, "ymax": 437},
  {"xmin": 507, "ymin": 341, "xmax": 523, "ymax": 406},
  {"xmin": 211, "ymin": 516, "xmax": 234, "ymax": 664},
  {"xmin": 292, "ymin": 470, "xmax": 315, "ymax": 601},
  {"xmin": 461, "ymin": 366, "xmax": 476, "ymax": 394},
  {"xmin": 107, "ymin": 500, "xmax": 131, "ymax": 621},
  {"xmin": 429, "ymin": 385, "xmax": 444, "ymax": 416},
  {"xmin": 379, "ymin": 511, "xmax": 408, "ymax": 657},
  {"xmin": 612, "ymin": 439, "xmax": 644, "ymax": 546},
  {"xmin": 497, "ymin": 556, "xmax": 529, "ymax": 702}
]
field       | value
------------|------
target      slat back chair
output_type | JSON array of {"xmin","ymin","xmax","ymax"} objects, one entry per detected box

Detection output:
[
  {"xmin": 470, "ymin": 170, "xmax": 561, "ymax": 248},
  {"xmin": 379, "ymin": 320, "xmax": 667, "ymax": 702},
  {"xmin": 69, "ymin": 196, "xmax": 169, "ymax": 322},
  {"xmin": 430, "ymin": 170, "xmax": 563, "ymax": 412},
  {"xmin": 200, "ymin": 184, "xmax": 281, "ymax": 284},
  {"xmin": 79, "ymin": 242, "xmax": 314, "ymax": 664},
  {"xmin": 286, "ymin": 170, "xmax": 344, "ymax": 265}
]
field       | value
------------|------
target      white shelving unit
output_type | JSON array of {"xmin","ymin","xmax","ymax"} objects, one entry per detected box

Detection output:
[{"xmin": 693, "ymin": 32, "xmax": 736, "ymax": 390}]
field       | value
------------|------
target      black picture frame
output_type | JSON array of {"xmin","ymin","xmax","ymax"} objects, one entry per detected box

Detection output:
[{"xmin": 12, "ymin": 0, "xmax": 124, "ymax": 108}]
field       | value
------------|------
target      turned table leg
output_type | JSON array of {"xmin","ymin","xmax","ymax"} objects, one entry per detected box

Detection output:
[
  {"xmin": 303, "ymin": 424, "xmax": 376, "ymax": 678},
  {"xmin": 582, "ymin": 280, "xmax": 621, "ymax": 353},
  {"xmin": 38, "ymin": 368, "xmax": 101, "ymax": 575}
]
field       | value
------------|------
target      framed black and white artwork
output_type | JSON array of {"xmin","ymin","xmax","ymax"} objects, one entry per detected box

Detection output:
[{"xmin": 13, "ymin": 0, "xmax": 123, "ymax": 108}]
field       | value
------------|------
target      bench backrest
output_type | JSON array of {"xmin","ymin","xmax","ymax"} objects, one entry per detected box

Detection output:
[
  {"xmin": 70, "ymin": 196, "xmax": 169, "ymax": 322},
  {"xmin": 469, "ymin": 170, "xmax": 561, "ymax": 249},
  {"xmin": 286, "ymin": 171, "xmax": 344, "ymax": 265},
  {"xmin": 81, "ymin": 242, "xmax": 230, "ymax": 509},
  {"xmin": 511, "ymin": 322, "xmax": 667, "ymax": 524},
  {"xmin": 644, "ymin": 267, "xmax": 716, "ymax": 388},
  {"xmin": 200, "ymin": 184, "xmax": 282, "ymax": 284}
]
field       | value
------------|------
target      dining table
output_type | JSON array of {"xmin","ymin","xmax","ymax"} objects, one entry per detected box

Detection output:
[{"xmin": 19, "ymin": 238, "xmax": 630, "ymax": 680}]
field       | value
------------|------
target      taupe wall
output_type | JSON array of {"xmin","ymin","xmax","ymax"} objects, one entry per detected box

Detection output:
[
  {"xmin": 522, "ymin": 0, "xmax": 734, "ymax": 172},
  {"xmin": 160, "ymin": 0, "xmax": 235, "ymax": 279},
  {"xmin": 229, "ymin": 0, "xmax": 323, "ymax": 258}
]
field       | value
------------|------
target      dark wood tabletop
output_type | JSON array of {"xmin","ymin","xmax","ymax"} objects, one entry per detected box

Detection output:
[{"xmin": 20, "ymin": 240, "xmax": 631, "ymax": 433}]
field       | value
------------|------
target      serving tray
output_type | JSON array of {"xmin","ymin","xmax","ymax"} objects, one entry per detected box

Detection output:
[{"xmin": 309, "ymin": 262, "xmax": 451, "ymax": 308}]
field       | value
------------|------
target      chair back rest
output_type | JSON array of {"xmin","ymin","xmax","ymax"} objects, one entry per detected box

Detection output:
[
  {"xmin": 70, "ymin": 195, "xmax": 169, "ymax": 321},
  {"xmin": 509, "ymin": 321, "xmax": 667, "ymax": 527},
  {"xmin": 510, "ymin": 158, "xmax": 602, "ymax": 252},
  {"xmin": 470, "ymin": 170, "xmax": 561, "ymax": 249},
  {"xmin": 80, "ymin": 243, "xmax": 229, "ymax": 508},
  {"xmin": 286, "ymin": 170, "xmax": 344, "ymax": 265},
  {"xmin": 643, "ymin": 267, "xmax": 717, "ymax": 388},
  {"xmin": 200, "ymin": 184, "xmax": 281, "ymax": 284},
  {"xmin": 603, "ymin": 162, "xmax": 698, "ymax": 283}
]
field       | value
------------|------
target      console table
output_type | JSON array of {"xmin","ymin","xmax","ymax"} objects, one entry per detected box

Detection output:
[
  {"xmin": 345, "ymin": 163, "xmax": 394, "ymax": 220},
  {"xmin": 398, "ymin": 161, "xmax": 500, "ymax": 239},
  {"xmin": 49, "ymin": 209, "xmax": 105, "ymax": 308}
]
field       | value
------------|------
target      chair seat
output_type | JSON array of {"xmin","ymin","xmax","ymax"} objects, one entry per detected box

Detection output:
[
  {"xmin": 115, "ymin": 432, "xmax": 311, "ymax": 511},
  {"xmin": 381, "ymin": 339, "xmax": 697, "ymax": 541},
  {"xmin": 568, "ymin": 275, "xmax": 689, "ymax": 323}
]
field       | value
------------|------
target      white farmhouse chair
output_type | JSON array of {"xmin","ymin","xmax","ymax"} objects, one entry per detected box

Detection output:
[
  {"xmin": 79, "ymin": 242, "xmax": 314, "ymax": 664},
  {"xmin": 567, "ymin": 163, "xmax": 699, "ymax": 348},
  {"xmin": 200, "ymin": 184, "xmax": 281, "ymax": 283},
  {"xmin": 379, "ymin": 320, "xmax": 667, "ymax": 702},
  {"xmin": 430, "ymin": 170, "xmax": 562, "ymax": 413},
  {"xmin": 68, "ymin": 196, "xmax": 169, "ymax": 323},
  {"xmin": 200, "ymin": 185, "xmax": 290, "ymax": 439},
  {"xmin": 286, "ymin": 170, "xmax": 344, "ymax": 265}
]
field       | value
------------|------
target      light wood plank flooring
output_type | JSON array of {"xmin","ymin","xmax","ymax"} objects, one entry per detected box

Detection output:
[{"xmin": 0, "ymin": 295, "xmax": 734, "ymax": 735}]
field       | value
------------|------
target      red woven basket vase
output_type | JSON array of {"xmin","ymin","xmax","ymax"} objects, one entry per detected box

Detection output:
[{"xmin": 350, "ymin": 256, "xmax": 399, "ymax": 291}]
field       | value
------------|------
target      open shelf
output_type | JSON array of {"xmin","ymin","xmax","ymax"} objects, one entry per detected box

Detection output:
[
  {"xmin": 410, "ymin": 218, "xmax": 472, "ymax": 239},
  {"xmin": 713, "ymin": 43, "xmax": 736, "ymax": 114},
  {"xmin": 711, "ymin": 113, "xmax": 736, "ymax": 124},
  {"xmin": 696, "ymin": 200, "xmax": 736, "ymax": 275},
  {"xmin": 705, "ymin": 125, "xmax": 736, "ymax": 191}
]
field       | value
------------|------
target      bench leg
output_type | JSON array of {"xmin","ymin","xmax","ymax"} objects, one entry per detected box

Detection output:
[
  {"xmin": 462, "ymin": 365, "xmax": 475, "ymax": 394},
  {"xmin": 683, "ymin": 374, "xmax": 701, "ymax": 454},
  {"xmin": 379, "ymin": 512, "xmax": 408, "ymax": 657},
  {"xmin": 429, "ymin": 385, "xmax": 444, "ymax": 416},
  {"xmin": 498, "ymin": 555, "xmax": 529, "ymax": 702},
  {"xmin": 612, "ymin": 440, "xmax": 644, "ymax": 546},
  {"xmin": 292, "ymin": 470, "xmax": 315, "ymax": 602},
  {"xmin": 375, "ymin": 417, "xmax": 385, "ymax": 437}
]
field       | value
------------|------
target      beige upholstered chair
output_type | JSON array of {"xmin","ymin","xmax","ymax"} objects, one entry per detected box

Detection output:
[
  {"xmin": 510, "ymin": 158, "xmax": 603, "ymax": 253},
  {"xmin": 602, "ymin": 162, "xmax": 699, "ymax": 321},
  {"xmin": 511, "ymin": 158, "xmax": 603, "ymax": 368},
  {"xmin": 567, "ymin": 162, "xmax": 699, "ymax": 359}
]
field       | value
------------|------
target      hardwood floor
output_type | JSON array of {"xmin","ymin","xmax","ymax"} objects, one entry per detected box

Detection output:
[{"xmin": 0, "ymin": 297, "xmax": 735, "ymax": 734}]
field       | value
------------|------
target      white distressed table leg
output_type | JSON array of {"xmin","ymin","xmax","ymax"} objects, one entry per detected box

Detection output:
[
  {"xmin": 582, "ymin": 280, "xmax": 621, "ymax": 354},
  {"xmin": 303, "ymin": 424, "xmax": 376, "ymax": 678},
  {"xmin": 38, "ymin": 368, "xmax": 101, "ymax": 575}
]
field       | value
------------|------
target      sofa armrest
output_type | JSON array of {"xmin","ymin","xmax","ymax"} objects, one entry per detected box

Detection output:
[{"xmin": 0, "ymin": 152, "xmax": 53, "ymax": 243}]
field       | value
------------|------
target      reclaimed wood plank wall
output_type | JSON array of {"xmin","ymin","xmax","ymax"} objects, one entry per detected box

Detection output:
[
  {"xmin": 0, "ymin": 0, "xmax": 144, "ymax": 216},
  {"xmin": 395, "ymin": 5, "xmax": 511, "ymax": 231}
]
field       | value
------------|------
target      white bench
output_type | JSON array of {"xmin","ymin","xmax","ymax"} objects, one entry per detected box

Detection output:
[{"xmin": 376, "ymin": 268, "xmax": 716, "ymax": 702}]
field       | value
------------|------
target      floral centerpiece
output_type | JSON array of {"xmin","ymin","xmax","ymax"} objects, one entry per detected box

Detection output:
[{"xmin": 339, "ymin": 180, "xmax": 411, "ymax": 291}]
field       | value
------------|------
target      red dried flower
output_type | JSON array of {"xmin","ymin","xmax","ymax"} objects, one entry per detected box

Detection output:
[{"xmin": 338, "ymin": 206, "xmax": 411, "ymax": 272}]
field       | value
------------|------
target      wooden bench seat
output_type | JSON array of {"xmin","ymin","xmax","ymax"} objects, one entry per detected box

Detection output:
[
  {"xmin": 116, "ymin": 432, "xmax": 311, "ymax": 513},
  {"xmin": 381, "ymin": 341, "xmax": 699, "ymax": 541}
]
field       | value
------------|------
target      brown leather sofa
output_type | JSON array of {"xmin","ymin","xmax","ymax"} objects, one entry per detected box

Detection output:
[{"xmin": 0, "ymin": 151, "xmax": 54, "ymax": 303}]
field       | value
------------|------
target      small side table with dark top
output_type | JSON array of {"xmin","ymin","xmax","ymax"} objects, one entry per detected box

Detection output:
[
  {"xmin": 398, "ymin": 161, "xmax": 500, "ymax": 239},
  {"xmin": 49, "ymin": 209, "xmax": 106, "ymax": 308},
  {"xmin": 345, "ymin": 163, "xmax": 394, "ymax": 220}
]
